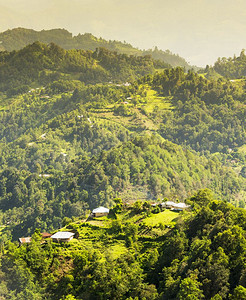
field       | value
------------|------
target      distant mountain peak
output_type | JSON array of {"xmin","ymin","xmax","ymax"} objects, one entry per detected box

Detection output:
[{"xmin": 0, "ymin": 27, "xmax": 192, "ymax": 69}]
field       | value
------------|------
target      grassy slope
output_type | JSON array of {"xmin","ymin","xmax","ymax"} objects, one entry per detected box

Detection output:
[
  {"xmin": 51, "ymin": 207, "xmax": 188, "ymax": 260},
  {"xmin": 90, "ymin": 85, "xmax": 173, "ymax": 132}
]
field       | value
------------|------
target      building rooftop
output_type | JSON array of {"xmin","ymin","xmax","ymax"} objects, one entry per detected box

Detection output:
[
  {"xmin": 174, "ymin": 202, "xmax": 190, "ymax": 209},
  {"xmin": 50, "ymin": 231, "xmax": 75, "ymax": 239},
  {"xmin": 92, "ymin": 206, "xmax": 110, "ymax": 214},
  {"xmin": 19, "ymin": 237, "xmax": 32, "ymax": 243},
  {"xmin": 161, "ymin": 201, "xmax": 176, "ymax": 206}
]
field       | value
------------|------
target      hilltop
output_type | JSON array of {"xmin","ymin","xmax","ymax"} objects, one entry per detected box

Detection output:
[
  {"xmin": 0, "ymin": 27, "xmax": 192, "ymax": 69},
  {"xmin": 201, "ymin": 49, "xmax": 246, "ymax": 79}
]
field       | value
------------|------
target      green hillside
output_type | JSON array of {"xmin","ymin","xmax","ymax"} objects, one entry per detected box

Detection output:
[
  {"xmin": 2, "ymin": 191, "xmax": 246, "ymax": 299},
  {"xmin": 0, "ymin": 39, "xmax": 245, "ymax": 300},
  {"xmin": 0, "ymin": 64, "xmax": 244, "ymax": 239},
  {"xmin": 0, "ymin": 27, "xmax": 192, "ymax": 69}
]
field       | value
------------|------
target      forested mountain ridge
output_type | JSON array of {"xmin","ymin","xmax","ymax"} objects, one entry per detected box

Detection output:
[
  {"xmin": 0, "ymin": 27, "xmax": 192, "ymax": 69},
  {"xmin": 0, "ymin": 41, "xmax": 169, "ymax": 96},
  {"xmin": 138, "ymin": 68, "xmax": 246, "ymax": 153}
]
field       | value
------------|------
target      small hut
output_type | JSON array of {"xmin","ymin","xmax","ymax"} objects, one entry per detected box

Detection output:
[{"xmin": 92, "ymin": 206, "xmax": 110, "ymax": 217}]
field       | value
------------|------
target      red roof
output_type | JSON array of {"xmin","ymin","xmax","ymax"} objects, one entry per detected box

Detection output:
[{"xmin": 41, "ymin": 232, "xmax": 52, "ymax": 238}]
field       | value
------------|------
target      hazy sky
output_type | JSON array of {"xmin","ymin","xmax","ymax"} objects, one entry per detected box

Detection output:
[{"xmin": 0, "ymin": 0, "xmax": 246, "ymax": 66}]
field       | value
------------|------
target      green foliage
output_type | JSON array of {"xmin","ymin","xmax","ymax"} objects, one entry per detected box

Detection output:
[
  {"xmin": 178, "ymin": 274, "xmax": 205, "ymax": 300},
  {"xmin": 1, "ymin": 193, "xmax": 246, "ymax": 299},
  {"xmin": 212, "ymin": 50, "xmax": 246, "ymax": 79},
  {"xmin": 230, "ymin": 285, "xmax": 246, "ymax": 300},
  {"xmin": 139, "ymin": 67, "xmax": 246, "ymax": 153},
  {"xmin": 0, "ymin": 42, "xmax": 169, "ymax": 95}
]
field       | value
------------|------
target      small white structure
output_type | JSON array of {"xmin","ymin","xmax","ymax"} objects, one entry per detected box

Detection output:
[
  {"xmin": 161, "ymin": 201, "xmax": 190, "ymax": 211},
  {"xmin": 19, "ymin": 237, "xmax": 32, "ymax": 245},
  {"xmin": 50, "ymin": 231, "xmax": 75, "ymax": 242},
  {"xmin": 171, "ymin": 203, "xmax": 190, "ymax": 211},
  {"xmin": 92, "ymin": 206, "xmax": 110, "ymax": 217},
  {"xmin": 161, "ymin": 201, "xmax": 177, "ymax": 209},
  {"xmin": 39, "ymin": 174, "xmax": 51, "ymax": 178}
]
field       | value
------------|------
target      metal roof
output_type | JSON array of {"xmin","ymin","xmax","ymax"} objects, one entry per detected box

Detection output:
[
  {"xmin": 92, "ymin": 206, "xmax": 110, "ymax": 214},
  {"xmin": 50, "ymin": 231, "xmax": 75, "ymax": 239},
  {"xmin": 19, "ymin": 237, "xmax": 32, "ymax": 243},
  {"xmin": 161, "ymin": 201, "xmax": 176, "ymax": 206},
  {"xmin": 174, "ymin": 203, "xmax": 190, "ymax": 208}
]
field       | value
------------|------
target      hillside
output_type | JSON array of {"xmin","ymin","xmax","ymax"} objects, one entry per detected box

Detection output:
[
  {"xmin": 2, "ymin": 191, "xmax": 246, "ymax": 299},
  {"xmin": 0, "ymin": 63, "xmax": 244, "ymax": 239},
  {"xmin": 0, "ymin": 27, "xmax": 192, "ymax": 69},
  {"xmin": 139, "ymin": 68, "xmax": 246, "ymax": 153},
  {"xmin": 0, "ymin": 39, "xmax": 245, "ymax": 300}
]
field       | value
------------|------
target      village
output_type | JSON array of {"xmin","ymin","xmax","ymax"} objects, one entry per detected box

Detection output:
[{"xmin": 18, "ymin": 200, "xmax": 190, "ymax": 245}]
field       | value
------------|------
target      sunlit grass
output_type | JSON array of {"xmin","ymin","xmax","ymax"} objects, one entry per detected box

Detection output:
[
  {"xmin": 138, "ymin": 85, "xmax": 173, "ymax": 113},
  {"xmin": 144, "ymin": 210, "xmax": 179, "ymax": 227}
]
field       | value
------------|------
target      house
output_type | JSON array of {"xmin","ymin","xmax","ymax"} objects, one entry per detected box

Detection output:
[
  {"xmin": 92, "ymin": 206, "xmax": 110, "ymax": 217},
  {"xmin": 171, "ymin": 202, "xmax": 190, "ymax": 211},
  {"xmin": 19, "ymin": 237, "xmax": 32, "ymax": 246},
  {"xmin": 50, "ymin": 231, "xmax": 75, "ymax": 242},
  {"xmin": 160, "ymin": 201, "xmax": 177, "ymax": 209}
]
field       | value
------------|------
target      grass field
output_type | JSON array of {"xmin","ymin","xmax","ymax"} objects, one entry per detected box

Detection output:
[
  {"xmin": 144, "ymin": 210, "xmax": 179, "ymax": 227},
  {"xmin": 142, "ymin": 87, "xmax": 173, "ymax": 113}
]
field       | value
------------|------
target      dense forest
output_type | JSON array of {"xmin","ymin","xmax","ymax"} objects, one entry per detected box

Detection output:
[
  {"xmin": 138, "ymin": 68, "xmax": 246, "ymax": 153},
  {"xmin": 0, "ymin": 27, "xmax": 192, "ymax": 69},
  {"xmin": 0, "ymin": 39, "xmax": 245, "ymax": 299},
  {"xmin": 0, "ymin": 41, "xmax": 168, "ymax": 95}
]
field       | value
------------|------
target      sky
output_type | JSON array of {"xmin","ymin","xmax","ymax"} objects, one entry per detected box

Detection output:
[{"xmin": 0, "ymin": 0, "xmax": 246, "ymax": 66}]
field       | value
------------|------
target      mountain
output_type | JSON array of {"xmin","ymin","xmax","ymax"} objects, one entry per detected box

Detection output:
[
  {"xmin": 0, "ymin": 27, "xmax": 192, "ymax": 69},
  {"xmin": 0, "ymin": 41, "xmax": 169, "ymax": 96},
  {"xmin": 0, "ymin": 38, "xmax": 245, "ymax": 300}
]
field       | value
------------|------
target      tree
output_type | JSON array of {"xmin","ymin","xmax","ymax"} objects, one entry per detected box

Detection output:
[
  {"xmin": 230, "ymin": 285, "xmax": 246, "ymax": 300},
  {"xmin": 178, "ymin": 275, "xmax": 204, "ymax": 300}
]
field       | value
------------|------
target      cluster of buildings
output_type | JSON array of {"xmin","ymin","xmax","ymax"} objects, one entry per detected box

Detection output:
[
  {"xmin": 19, "ymin": 231, "xmax": 75, "ymax": 245},
  {"xmin": 19, "ymin": 206, "xmax": 110, "ymax": 245},
  {"xmin": 18, "ymin": 201, "xmax": 190, "ymax": 245},
  {"xmin": 159, "ymin": 201, "xmax": 190, "ymax": 211}
]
